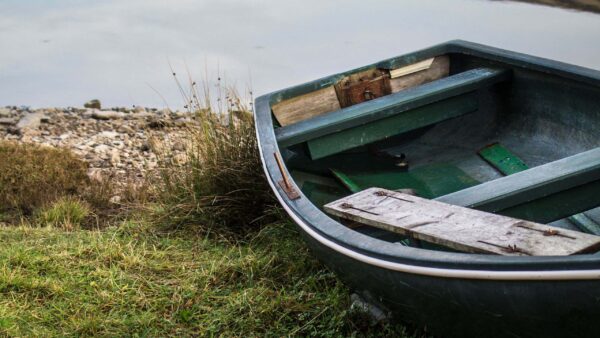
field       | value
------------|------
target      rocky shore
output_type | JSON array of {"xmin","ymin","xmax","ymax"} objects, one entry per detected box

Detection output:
[{"xmin": 0, "ymin": 103, "xmax": 195, "ymax": 184}]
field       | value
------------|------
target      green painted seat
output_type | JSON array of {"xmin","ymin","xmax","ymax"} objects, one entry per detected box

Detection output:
[
  {"xmin": 438, "ymin": 147, "xmax": 600, "ymax": 224},
  {"xmin": 275, "ymin": 67, "xmax": 511, "ymax": 159}
]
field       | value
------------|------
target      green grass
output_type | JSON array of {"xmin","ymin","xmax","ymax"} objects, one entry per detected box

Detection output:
[
  {"xmin": 0, "ymin": 89, "xmax": 415, "ymax": 336},
  {"xmin": 35, "ymin": 197, "xmax": 91, "ymax": 231},
  {"xmin": 0, "ymin": 220, "xmax": 411, "ymax": 337}
]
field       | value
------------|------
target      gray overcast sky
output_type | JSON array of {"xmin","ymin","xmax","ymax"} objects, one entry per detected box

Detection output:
[{"xmin": 1, "ymin": 0, "xmax": 599, "ymax": 108}]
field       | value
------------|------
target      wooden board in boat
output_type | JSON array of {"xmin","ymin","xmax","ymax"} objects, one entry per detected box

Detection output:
[
  {"xmin": 325, "ymin": 187, "xmax": 600, "ymax": 256},
  {"xmin": 389, "ymin": 56, "xmax": 449, "ymax": 92},
  {"xmin": 271, "ymin": 86, "xmax": 340, "ymax": 126}
]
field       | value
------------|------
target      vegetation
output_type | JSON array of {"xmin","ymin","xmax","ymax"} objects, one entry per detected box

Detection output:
[
  {"xmin": 34, "ymin": 197, "xmax": 91, "ymax": 231},
  {"xmin": 0, "ymin": 141, "xmax": 89, "ymax": 216},
  {"xmin": 0, "ymin": 221, "xmax": 411, "ymax": 337},
  {"xmin": 0, "ymin": 89, "xmax": 414, "ymax": 336},
  {"xmin": 157, "ymin": 108, "xmax": 275, "ymax": 234}
]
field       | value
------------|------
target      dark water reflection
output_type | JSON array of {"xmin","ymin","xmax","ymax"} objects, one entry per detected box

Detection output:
[{"xmin": 0, "ymin": 0, "xmax": 599, "ymax": 108}]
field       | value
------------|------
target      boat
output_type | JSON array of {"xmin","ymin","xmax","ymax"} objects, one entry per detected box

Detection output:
[{"xmin": 254, "ymin": 40, "xmax": 600, "ymax": 337}]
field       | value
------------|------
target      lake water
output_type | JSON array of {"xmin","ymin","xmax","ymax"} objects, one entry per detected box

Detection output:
[{"xmin": 1, "ymin": 0, "xmax": 599, "ymax": 109}]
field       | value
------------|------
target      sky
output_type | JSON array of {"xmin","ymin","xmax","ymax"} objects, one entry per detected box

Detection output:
[{"xmin": 0, "ymin": 0, "xmax": 599, "ymax": 108}]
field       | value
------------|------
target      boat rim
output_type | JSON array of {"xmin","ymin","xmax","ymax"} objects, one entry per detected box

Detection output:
[{"xmin": 254, "ymin": 40, "xmax": 600, "ymax": 280}]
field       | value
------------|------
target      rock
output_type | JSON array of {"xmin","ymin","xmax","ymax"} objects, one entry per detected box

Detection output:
[
  {"xmin": 0, "ymin": 117, "xmax": 16, "ymax": 125},
  {"xmin": 350, "ymin": 293, "xmax": 389, "ymax": 324},
  {"xmin": 87, "ymin": 168, "xmax": 104, "ymax": 182},
  {"xmin": 91, "ymin": 109, "xmax": 125, "ymax": 120},
  {"xmin": 172, "ymin": 141, "xmax": 185, "ymax": 151},
  {"xmin": 82, "ymin": 109, "xmax": 94, "ymax": 118},
  {"xmin": 172, "ymin": 153, "xmax": 187, "ymax": 165},
  {"xmin": 84, "ymin": 99, "xmax": 101, "ymax": 109},
  {"xmin": 110, "ymin": 149, "xmax": 121, "ymax": 166},
  {"xmin": 117, "ymin": 125, "xmax": 135, "ymax": 134},
  {"xmin": 94, "ymin": 144, "xmax": 111, "ymax": 154},
  {"xmin": 6, "ymin": 127, "xmax": 21, "ymax": 135},
  {"xmin": 109, "ymin": 195, "xmax": 121, "ymax": 204},
  {"xmin": 99, "ymin": 131, "xmax": 119, "ymax": 138},
  {"xmin": 147, "ymin": 119, "xmax": 168, "ymax": 129},
  {"xmin": 0, "ymin": 108, "xmax": 11, "ymax": 117},
  {"xmin": 1, "ymin": 104, "xmax": 199, "ymax": 191},
  {"xmin": 16, "ymin": 112, "xmax": 45, "ymax": 131}
]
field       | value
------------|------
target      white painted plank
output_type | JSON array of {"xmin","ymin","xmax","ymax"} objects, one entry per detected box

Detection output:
[
  {"xmin": 324, "ymin": 187, "xmax": 600, "ymax": 256},
  {"xmin": 390, "ymin": 58, "xmax": 435, "ymax": 78},
  {"xmin": 389, "ymin": 56, "xmax": 450, "ymax": 93}
]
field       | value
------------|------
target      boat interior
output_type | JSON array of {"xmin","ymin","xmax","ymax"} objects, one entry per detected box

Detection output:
[{"xmin": 269, "ymin": 49, "xmax": 600, "ymax": 256}]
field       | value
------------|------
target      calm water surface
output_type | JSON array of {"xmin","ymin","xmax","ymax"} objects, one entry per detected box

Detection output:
[{"xmin": 1, "ymin": 0, "xmax": 599, "ymax": 108}]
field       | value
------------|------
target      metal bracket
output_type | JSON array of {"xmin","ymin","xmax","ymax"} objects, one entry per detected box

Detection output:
[{"xmin": 273, "ymin": 152, "xmax": 301, "ymax": 200}]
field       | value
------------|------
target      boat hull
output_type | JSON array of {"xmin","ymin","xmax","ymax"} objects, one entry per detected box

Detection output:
[
  {"xmin": 300, "ymin": 229, "xmax": 600, "ymax": 337},
  {"xmin": 255, "ymin": 40, "xmax": 600, "ymax": 337}
]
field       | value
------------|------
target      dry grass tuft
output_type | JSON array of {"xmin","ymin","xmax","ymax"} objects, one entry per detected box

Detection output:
[
  {"xmin": 156, "ymin": 85, "xmax": 275, "ymax": 234},
  {"xmin": 0, "ymin": 141, "xmax": 89, "ymax": 216},
  {"xmin": 35, "ymin": 197, "xmax": 91, "ymax": 231},
  {"xmin": 0, "ymin": 141, "xmax": 147, "ymax": 227}
]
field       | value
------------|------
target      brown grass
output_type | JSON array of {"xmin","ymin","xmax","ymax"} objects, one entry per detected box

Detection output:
[
  {"xmin": 0, "ymin": 141, "xmax": 147, "ymax": 227},
  {"xmin": 0, "ymin": 141, "xmax": 89, "ymax": 216},
  {"xmin": 156, "ymin": 109, "xmax": 275, "ymax": 234}
]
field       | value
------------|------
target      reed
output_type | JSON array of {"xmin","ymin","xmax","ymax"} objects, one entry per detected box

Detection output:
[{"xmin": 156, "ymin": 77, "xmax": 275, "ymax": 234}]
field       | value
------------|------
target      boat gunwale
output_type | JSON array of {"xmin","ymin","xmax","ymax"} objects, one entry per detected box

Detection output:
[{"xmin": 254, "ymin": 40, "xmax": 600, "ymax": 280}]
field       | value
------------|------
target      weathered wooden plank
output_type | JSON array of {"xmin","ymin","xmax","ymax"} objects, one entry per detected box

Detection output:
[
  {"xmin": 271, "ymin": 86, "xmax": 340, "ymax": 126},
  {"xmin": 389, "ymin": 56, "xmax": 449, "ymax": 92},
  {"xmin": 334, "ymin": 68, "xmax": 391, "ymax": 108},
  {"xmin": 275, "ymin": 67, "xmax": 510, "ymax": 149},
  {"xmin": 325, "ymin": 188, "xmax": 600, "ymax": 256}
]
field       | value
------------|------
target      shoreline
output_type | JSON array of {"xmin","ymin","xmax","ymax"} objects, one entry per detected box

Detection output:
[{"xmin": 0, "ymin": 105, "xmax": 194, "ymax": 187}]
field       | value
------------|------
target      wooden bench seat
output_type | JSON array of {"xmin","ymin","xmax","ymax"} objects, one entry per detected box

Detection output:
[
  {"xmin": 437, "ymin": 147, "xmax": 600, "ymax": 224},
  {"xmin": 275, "ymin": 67, "xmax": 511, "ymax": 159},
  {"xmin": 325, "ymin": 188, "xmax": 600, "ymax": 256}
]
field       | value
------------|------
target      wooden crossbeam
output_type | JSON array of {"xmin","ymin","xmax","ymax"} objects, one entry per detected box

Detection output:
[
  {"xmin": 325, "ymin": 188, "xmax": 600, "ymax": 256},
  {"xmin": 437, "ymin": 147, "xmax": 600, "ymax": 223},
  {"xmin": 275, "ymin": 68, "xmax": 510, "ymax": 152},
  {"xmin": 478, "ymin": 143, "xmax": 600, "ymax": 234}
]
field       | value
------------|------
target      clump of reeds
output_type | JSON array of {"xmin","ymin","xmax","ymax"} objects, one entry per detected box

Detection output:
[{"xmin": 156, "ymin": 73, "xmax": 276, "ymax": 234}]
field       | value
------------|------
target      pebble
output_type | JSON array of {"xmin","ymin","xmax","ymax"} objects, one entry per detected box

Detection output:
[
  {"xmin": 16, "ymin": 112, "xmax": 46, "ymax": 131},
  {"xmin": 1, "ymin": 105, "xmax": 194, "ymax": 185},
  {"xmin": 0, "ymin": 108, "xmax": 11, "ymax": 118},
  {"xmin": 0, "ymin": 117, "xmax": 16, "ymax": 125},
  {"xmin": 91, "ymin": 109, "xmax": 126, "ymax": 120}
]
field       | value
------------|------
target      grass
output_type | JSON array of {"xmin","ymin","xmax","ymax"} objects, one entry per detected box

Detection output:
[
  {"xmin": 157, "ymin": 111, "xmax": 273, "ymax": 232},
  {"xmin": 0, "ymin": 221, "xmax": 411, "ymax": 337},
  {"xmin": 0, "ymin": 86, "xmax": 414, "ymax": 336},
  {"xmin": 0, "ymin": 141, "xmax": 89, "ymax": 216},
  {"xmin": 156, "ymin": 88, "xmax": 275, "ymax": 235},
  {"xmin": 35, "ymin": 197, "xmax": 91, "ymax": 231}
]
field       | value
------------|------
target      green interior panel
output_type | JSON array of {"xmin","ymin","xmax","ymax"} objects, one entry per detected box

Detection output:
[
  {"xmin": 307, "ymin": 93, "xmax": 478, "ymax": 160},
  {"xmin": 477, "ymin": 143, "xmax": 600, "ymax": 233},
  {"xmin": 330, "ymin": 163, "xmax": 480, "ymax": 199},
  {"xmin": 291, "ymin": 171, "xmax": 348, "ymax": 208},
  {"xmin": 478, "ymin": 143, "xmax": 528, "ymax": 175}
]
